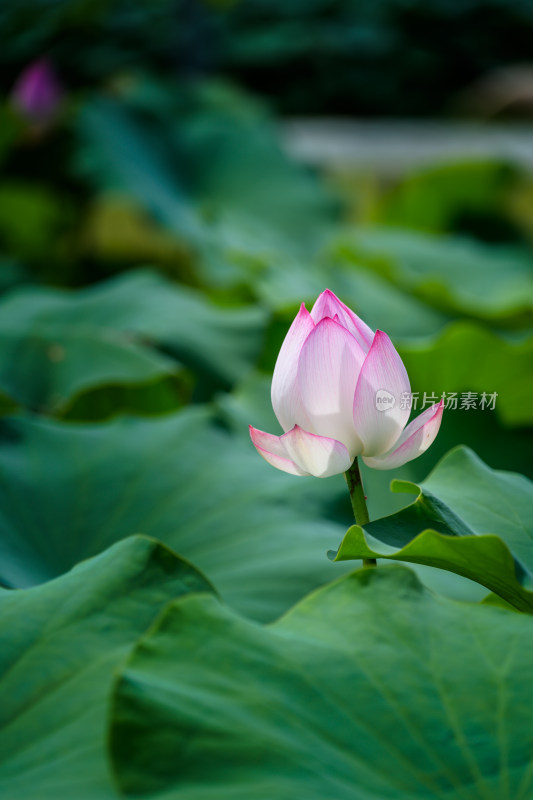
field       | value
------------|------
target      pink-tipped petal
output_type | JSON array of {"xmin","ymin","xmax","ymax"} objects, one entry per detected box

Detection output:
[
  {"xmin": 311, "ymin": 289, "xmax": 374, "ymax": 352},
  {"xmin": 271, "ymin": 303, "xmax": 315, "ymax": 433},
  {"xmin": 297, "ymin": 317, "xmax": 365, "ymax": 457},
  {"xmin": 249, "ymin": 426, "xmax": 309, "ymax": 476},
  {"xmin": 281, "ymin": 425, "xmax": 352, "ymax": 478},
  {"xmin": 353, "ymin": 330, "xmax": 411, "ymax": 457},
  {"xmin": 363, "ymin": 400, "xmax": 444, "ymax": 470},
  {"xmin": 249, "ymin": 426, "xmax": 288, "ymax": 459}
]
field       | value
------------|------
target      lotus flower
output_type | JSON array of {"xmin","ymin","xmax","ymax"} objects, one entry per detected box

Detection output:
[
  {"xmin": 11, "ymin": 59, "xmax": 63, "ymax": 124},
  {"xmin": 250, "ymin": 290, "xmax": 443, "ymax": 477}
]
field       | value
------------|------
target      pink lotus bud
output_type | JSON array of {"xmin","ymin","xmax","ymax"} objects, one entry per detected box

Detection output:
[
  {"xmin": 11, "ymin": 59, "xmax": 63, "ymax": 124},
  {"xmin": 250, "ymin": 289, "xmax": 443, "ymax": 477}
]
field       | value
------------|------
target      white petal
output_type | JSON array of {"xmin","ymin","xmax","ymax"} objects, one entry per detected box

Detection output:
[
  {"xmin": 271, "ymin": 304, "xmax": 315, "ymax": 433},
  {"xmin": 249, "ymin": 426, "xmax": 310, "ymax": 476},
  {"xmin": 297, "ymin": 317, "xmax": 365, "ymax": 456},
  {"xmin": 311, "ymin": 289, "xmax": 374, "ymax": 352},
  {"xmin": 363, "ymin": 400, "xmax": 444, "ymax": 470},
  {"xmin": 281, "ymin": 425, "xmax": 352, "ymax": 478},
  {"xmin": 353, "ymin": 330, "xmax": 411, "ymax": 457}
]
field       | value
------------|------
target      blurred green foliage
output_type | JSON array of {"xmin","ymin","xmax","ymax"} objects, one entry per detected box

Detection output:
[{"xmin": 3, "ymin": 0, "xmax": 533, "ymax": 115}]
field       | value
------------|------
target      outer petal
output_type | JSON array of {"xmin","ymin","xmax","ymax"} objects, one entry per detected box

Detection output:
[
  {"xmin": 363, "ymin": 400, "xmax": 444, "ymax": 470},
  {"xmin": 297, "ymin": 317, "xmax": 365, "ymax": 457},
  {"xmin": 281, "ymin": 425, "xmax": 352, "ymax": 478},
  {"xmin": 311, "ymin": 289, "xmax": 374, "ymax": 352},
  {"xmin": 353, "ymin": 330, "xmax": 411, "ymax": 457},
  {"xmin": 249, "ymin": 426, "xmax": 310, "ymax": 476},
  {"xmin": 271, "ymin": 303, "xmax": 315, "ymax": 433}
]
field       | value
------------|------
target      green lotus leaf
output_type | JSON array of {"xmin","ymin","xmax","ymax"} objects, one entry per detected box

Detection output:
[
  {"xmin": 337, "ymin": 226, "xmax": 533, "ymax": 322},
  {"xmin": 0, "ymin": 535, "xmax": 212, "ymax": 800},
  {"xmin": 0, "ymin": 269, "xmax": 267, "ymax": 414},
  {"xmin": 110, "ymin": 565, "xmax": 533, "ymax": 799},
  {"xmin": 0, "ymin": 406, "xmax": 348, "ymax": 621},
  {"xmin": 333, "ymin": 446, "xmax": 533, "ymax": 611}
]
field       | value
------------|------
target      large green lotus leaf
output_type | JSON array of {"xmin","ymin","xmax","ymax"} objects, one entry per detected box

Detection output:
[
  {"xmin": 75, "ymin": 87, "xmax": 338, "ymax": 296},
  {"xmin": 336, "ymin": 226, "xmax": 533, "ymax": 322},
  {"xmin": 399, "ymin": 320, "xmax": 533, "ymax": 426},
  {"xmin": 77, "ymin": 89, "xmax": 336, "ymax": 249},
  {"xmin": 0, "ymin": 269, "xmax": 267, "ymax": 413},
  {"xmin": 331, "ymin": 263, "xmax": 451, "ymax": 340},
  {"xmin": 211, "ymin": 220, "xmax": 450, "ymax": 340},
  {"xmin": 110, "ymin": 565, "xmax": 533, "ymax": 800},
  {"xmin": 178, "ymin": 106, "xmax": 338, "ymax": 240},
  {"xmin": 0, "ymin": 406, "xmax": 348, "ymax": 621},
  {"xmin": 61, "ymin": 374, "xmax": 192, "ymax": 422},
  {"xmin": 334, "ymin": 447, "xmax": 533, "ymax": 612},
  {"xmin": 76, "ymin": 97, "xmax": 205, "ymax": 244},
  {"xmin": 0, "ymin": 535, "xmax": 212, "ymax": 800},
  {"xmin": 0, "ymin": 321, "xmax": 180, "ymax": 416}
]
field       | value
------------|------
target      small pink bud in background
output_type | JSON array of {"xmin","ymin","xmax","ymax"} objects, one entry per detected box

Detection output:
[
  {"xmin": 11, "ymin": 59, "xmax": 63, "ymax": 125},
  {"xmin": 250, "ymin": 289, "xmax": 443, "ymax": 478}
]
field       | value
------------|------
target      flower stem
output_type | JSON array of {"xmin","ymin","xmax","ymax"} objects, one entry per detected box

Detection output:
[{"xmin": 344, "ymin": 458, "xmax": 376, "ymax": 567}]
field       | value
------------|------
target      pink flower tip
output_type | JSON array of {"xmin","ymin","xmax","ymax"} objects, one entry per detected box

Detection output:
[{"xmin": 11, "ymin": 59, "xmax": 63, "ymax": 124}]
